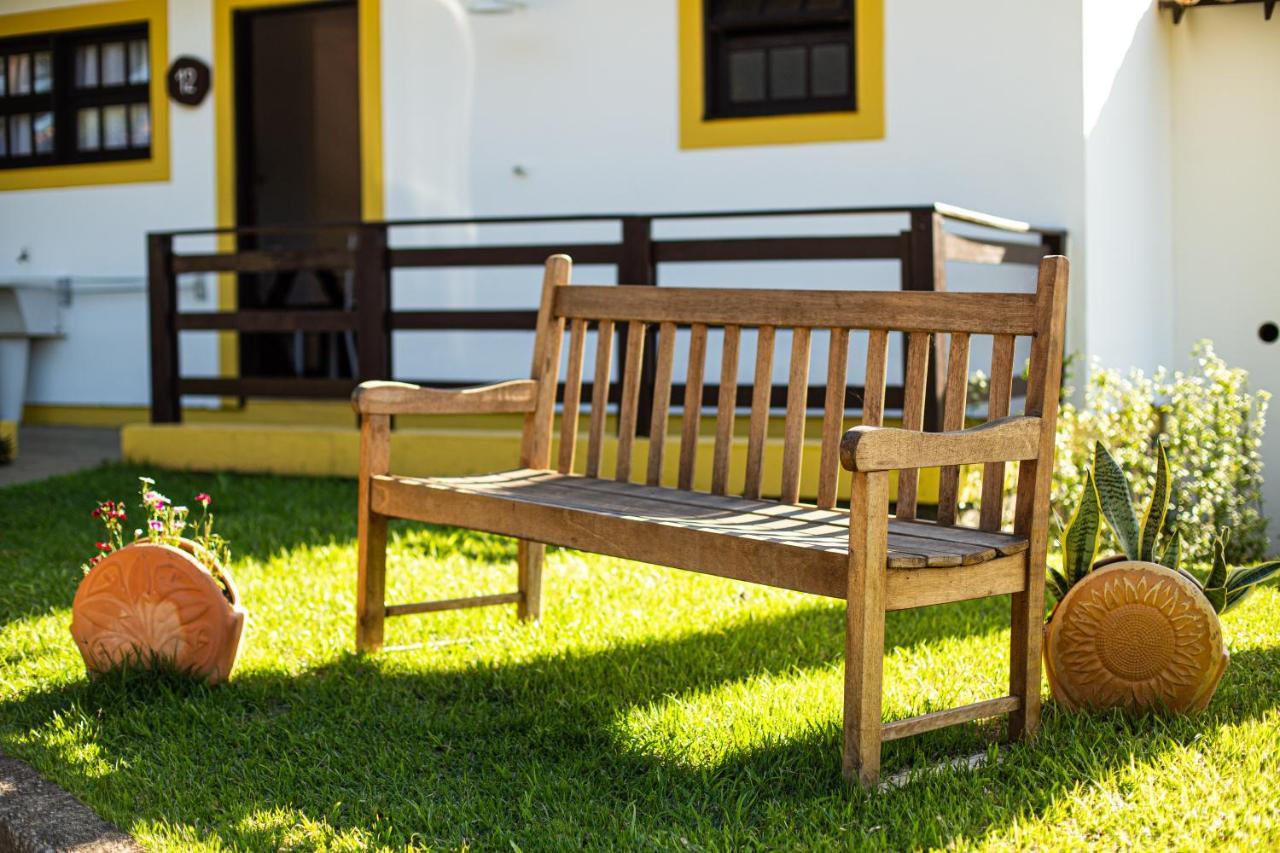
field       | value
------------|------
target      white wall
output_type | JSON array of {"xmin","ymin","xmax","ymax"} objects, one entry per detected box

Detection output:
[
  {"xmin": 1080, "ymin": 0, "xmax": 1174, "ymax": 374},
  {"xmin": 1170, "ymin": 6, "xmax": 1280, "ymax": 541}
]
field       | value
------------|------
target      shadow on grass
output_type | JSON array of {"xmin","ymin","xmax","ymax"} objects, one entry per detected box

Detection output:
[{"xmin": 5, "ymin": 596, "xmax": 1278, "ymax": 850}]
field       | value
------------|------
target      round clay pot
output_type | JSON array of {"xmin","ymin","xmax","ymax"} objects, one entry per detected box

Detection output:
[
  {"xmin": 1044, "ymin": 560, "xmax": 1228, "ymax": 713},
  {"xmin": 70, "ymin": 541, "xmax": 247, "ymax": 684}
]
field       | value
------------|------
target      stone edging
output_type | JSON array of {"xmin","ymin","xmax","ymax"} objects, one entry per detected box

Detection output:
[{"xmin": 0, "ymin": 752, "xmax": 140, "ymax": 853}]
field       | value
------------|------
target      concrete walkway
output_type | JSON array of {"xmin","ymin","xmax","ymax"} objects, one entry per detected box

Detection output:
[{"xmin": 0, "ymin": 426, "xmax": 120, "ymax": 488}]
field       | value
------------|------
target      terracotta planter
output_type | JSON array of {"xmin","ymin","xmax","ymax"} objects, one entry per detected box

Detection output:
[
  {"xmin": 70, "ymin": 541, "xmax": 246, "ymax": 684},
  {"xmin": 1044, "ymin": 560, "xmax": 1228, "ymax": 713}
]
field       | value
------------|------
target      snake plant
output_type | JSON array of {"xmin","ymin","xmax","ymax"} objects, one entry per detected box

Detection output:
[{"xmin": 1049, "ymin": 440, "xmax": 1280, "ymax": 614}]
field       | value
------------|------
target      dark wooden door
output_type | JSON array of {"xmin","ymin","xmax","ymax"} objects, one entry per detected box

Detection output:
[{"xmin": 234, "ymin": 0, "xmax": 360, "ymax": 379}]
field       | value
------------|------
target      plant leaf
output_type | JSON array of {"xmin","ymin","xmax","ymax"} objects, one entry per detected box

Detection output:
[
  {"xmin": 1139, "ymin": 442, "xmax": 1170, "ymax": 562},
  {"xmin": 1161, "ymin": 530, "xmax": 1183, "ymax": 574},
  {"xmin": 1203, "ymin": 585, "xmax": 1227, "ymax": 614},
  {"xmin": 1047, "ymin": 566, "xmax": 1071, "ymax": 602},
  {"xmin": 1224, "ymin": 560, "xmax": 1280, "ymax": 594},
  {"xmin": 1093, "ymin": 442, "xmax": 1141, "ymax": 559},
  {"xmin": 1174, "ymin": 565, "xmax": 1203, "ymax": 589},
  {"xmin": 1062, "ymin": 469, "xmax": 1102, "ymax": 587},
  {"xmin": 1224, "ymin": 586, "xmax": 1253, "ymax": 614},
  {"xmin": 1206, "ymin": 535, "xmax": 1229, "ymax": 591}
]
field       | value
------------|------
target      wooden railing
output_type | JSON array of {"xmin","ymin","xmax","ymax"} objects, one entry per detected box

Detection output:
[{"xmin": 147, "ymin": 205, "xmax": 1065, "ymax": 428}]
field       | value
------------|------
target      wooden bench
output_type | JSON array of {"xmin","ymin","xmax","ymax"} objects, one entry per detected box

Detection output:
[{"xmin": 352, "ymin": 254, "xmax": 1068, "ymax": 786}]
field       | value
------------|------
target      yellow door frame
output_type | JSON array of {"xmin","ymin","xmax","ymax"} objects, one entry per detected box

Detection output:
[{"xmin": 211, "ymin": 0, "xmax": 383, "ymax": 379}]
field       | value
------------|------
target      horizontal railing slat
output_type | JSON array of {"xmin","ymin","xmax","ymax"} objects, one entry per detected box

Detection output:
[
  {"xmin": 389, "ymin": 243, "xmax": 620, "ymax": 268},
  {"xmin": 556, "ymin": 287, "xmax": 1040, "ymax": 335},
  {"xmin": 176, "ymin": 310, "xmax": 357, "ymax": 332},
  {"xmin": 653, "ymin": 235, "xmax": 903, "ymax": 263},
  {"xmin": 392, "ymin": 310, "xmax": 537, "ymax": 330},
  {"xmin": 171, "ymin": 249, "xmax": 354, "ymax": 274}
]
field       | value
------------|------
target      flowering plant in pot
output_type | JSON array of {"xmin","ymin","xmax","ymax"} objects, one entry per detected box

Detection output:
[
  {"xmin": 70, "ymin": 477, "xmax": 247, "ymax": 684},
  {"xmin": 1044, "ymin": 441, "xmax": 1280, "ymax": 713}
]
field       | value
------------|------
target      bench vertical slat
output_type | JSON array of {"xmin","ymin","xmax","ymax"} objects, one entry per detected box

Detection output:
[
  {"xmin": 615, "ymin": 320, "xmax": 647, "ymax": 482},
  {"xmin": 743, "ymin": 325, "xmax": 776, "ymax": 499},
  {"xmin": 585, "ymin": 319, "xmax": 615, "ymax": 478},
  {"xmin": 894, "ymin": 331, "xmax": 932, "ymax": 520},
  {"xmin": 558, "ymin": 317, "xmax": 588, "ymax": 474},
  {"xmin": 863, "ymin": 328, "xmax": 889, "ymax": 427},
  {"xmin": 712, "ymin": 325, "xmax": 742, "ymax": 495},
  {"xmin": 646, "ymin": 321, "xmax": 678, "ymax": 486},
  {"xmin": 780, "ymin": 327, "xmax": 812, "ymax": 504},
  {"xmin": 678, "ymin": 323, "xmax": 709, "ymax": 490},
  {"xmin": 817, "ymin": 327, "xmax": 850, "ymax": 509},
  {"xmin": 979, "ymin": 333, "xmax": 1016, "ymax": 530},
  {"xmin": 936, "ymin": 332, "xmax": 971, "ymax": 525},
  {"xmin": 521, "ymin": 256, "xmax": 569, "ymax": 469}
]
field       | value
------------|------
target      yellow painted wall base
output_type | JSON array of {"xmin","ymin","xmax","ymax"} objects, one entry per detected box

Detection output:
[
  {"xmin": 0, "ymin": 420, "xmax": 17, "ymax": 459},
  {"xmin": 122, "ymin": 422, "xmax": 943, "ymax": 504}
]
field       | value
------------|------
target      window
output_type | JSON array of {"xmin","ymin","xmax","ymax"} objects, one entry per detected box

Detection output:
[
  {"xmin": 0, "ymin": 23, "xmax": 151, "ymax": 171},
  {"xmin": 704, "ymin": 0, "xmax": 855, "ymax": 120}
]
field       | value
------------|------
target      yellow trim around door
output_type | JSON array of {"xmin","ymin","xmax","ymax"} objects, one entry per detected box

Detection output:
[
  {"xmin": 212, "ymin": 0, "xmax": 383, "ymax": 379},
  {"xmin": 0, "ymin": 0, "xmax": 170, "ymax": 191},
  {"xmin": 677, "ymin": 0, "xmax": 884, "ymax": 149}
]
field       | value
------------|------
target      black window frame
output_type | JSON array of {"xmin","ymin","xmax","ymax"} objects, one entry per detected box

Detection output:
[
  {"xmin": 703, "ymin": 0, "xmax": 857, "ymax": 121},
  {"xmin": 0, "ymin": 22, "xmax": 152, "ymax": 171}
]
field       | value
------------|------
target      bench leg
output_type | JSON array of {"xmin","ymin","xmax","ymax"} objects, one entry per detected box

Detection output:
[
  {"xmin": 1008, "ymin": 583, "xmax": 1044, "ymax": 740},
  {"xmin": 517, "ymin": 540, "xmax": 544, "ymax": 622},
  {"xmin": 356, "ymin": 414, "xmax": 390, "ymax": 652},
  {"xmin": 844, "ymin": 471, "xmax": 889, "ymax": 787}
]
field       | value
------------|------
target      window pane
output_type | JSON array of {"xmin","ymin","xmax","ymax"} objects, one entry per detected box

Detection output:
[
  {"xmin": 102, "ymin": 42, "xmax": 126, "ymax": 86},
  {"xmin": 77, "ymin": 108, "xmax": 100, "ymax": 151},
  {"xmin": 769, "ymin": 46, "xmax": 806, "ymax": 100},
  {"xmin": 33, "ymin": 51, "xmax": 53, "ymax": 93},
  {"xmin": 130, "ymin": 102, "xmax": 150, "ymax": 147},
  {"xmin": 102, "ymin": 104, "xmax": 128, "ymax": 149},
  {"xmin": 76, "ymin": 45, "xmax": 99, "ymax": 88},
  {"xmin": 9, "ymin": 113, "xmax": 31, "ymax": 156},
  {"xmin": 0, "ymin": 117, "xmax": 6, "ymax": 157},
  {"xmin": 728, "ymin": 49, "xmax": 766, "ymax": 103},
  {"xmin": 810, "ymin": 42, "xmax": 849, "ymax": 98},
  {"xmin": 8, "ymin": 54, "xmax": 31, "ymax": 96},
  {"xmin": 128, "ymin": 39, "xmax": 149, "ymax": 84},
  {"xmin": 33, "ymin": 111, "xmax": 54, "ymax": 154},
  {"xmin": 0, "ymin": 59, "xmax": 6, "ymax": 96}
]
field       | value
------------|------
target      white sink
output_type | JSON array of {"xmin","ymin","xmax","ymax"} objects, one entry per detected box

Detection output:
[{"xmin": 0, "ymin": 284, "xmax": 63, "ymax": 422}]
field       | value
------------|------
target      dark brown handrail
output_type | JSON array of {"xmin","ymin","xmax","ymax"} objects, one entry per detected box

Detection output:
[{"xmin": 147, "ymin": 206, "xmax": 1066, "ymax": 428}]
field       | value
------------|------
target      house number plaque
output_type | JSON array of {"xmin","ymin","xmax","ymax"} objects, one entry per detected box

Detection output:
[{"xmin": 167, "ymin": 57, "xmax": 211, "ymax": 107}]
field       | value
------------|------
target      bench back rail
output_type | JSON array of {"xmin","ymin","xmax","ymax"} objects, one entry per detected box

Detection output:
[{"xmin": 529, "ymin": 254, "xmax": 1061, "ymax": 535}]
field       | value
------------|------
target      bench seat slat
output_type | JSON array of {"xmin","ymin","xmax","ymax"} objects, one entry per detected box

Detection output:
[
  {"xmin": 372, "ymin": 469, "xmax": 1028, "ymax": 572},
  {"xmin": 371, "ymin": 471, "xmax": 1027, "ymax": 606}
]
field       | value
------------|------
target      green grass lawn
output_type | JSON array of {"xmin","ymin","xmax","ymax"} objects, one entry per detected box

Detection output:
[{"xmin": 2, "ymin": 464, "xmax": 1279, "ymax": 850}]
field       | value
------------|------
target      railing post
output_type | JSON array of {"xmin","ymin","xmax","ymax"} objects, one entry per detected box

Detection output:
[
  {"xmin": 904, "ymin": 208, "xmax": 947, "ymax": 431},
  {"xmin": 354, "ymin": 223, "xmax": 390, "ymax": 385},
  {"xmin": 148, "ymin": 232, "xmax": 180, "ymax": 423},
  {"xmin": 618, "ymin": 216, "xmax": 656, "ymax": 435}
]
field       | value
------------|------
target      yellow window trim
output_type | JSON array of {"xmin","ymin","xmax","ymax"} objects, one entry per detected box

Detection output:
[
  {"xmin": 678, "ymin": 0, "xmax": 884, "ymax": 149},
  {"xmin": 0, "ymin": 0, "xmax": 169, "ymax": 191},
  {"xmin": 212, "ymin": 0, "xmax": 383, "ymax": 381}
]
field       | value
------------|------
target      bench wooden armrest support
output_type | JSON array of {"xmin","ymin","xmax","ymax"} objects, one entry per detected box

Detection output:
[
  {"xmin": 351, "ymin": 379, "xmax": 540, "ymax": 416},
  {"xmin": 839, "ymin": 416, "xmax": 1041, "ymax": 473}
]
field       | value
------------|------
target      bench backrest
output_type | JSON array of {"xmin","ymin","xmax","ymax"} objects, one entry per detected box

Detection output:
[{"xmin": 521, "ymin": 254, "xmax": 1068, "ymax": 532}]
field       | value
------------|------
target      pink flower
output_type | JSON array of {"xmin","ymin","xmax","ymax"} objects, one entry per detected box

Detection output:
[
  {"xmin": 143, "ymin": 491, "xmax": 169, "ymax": 507},
  {"xmin": 194, "ymin": 493, "xmax": 211, "ymax": 507},
  {"xmin": 148, "ymin": 520, "xmax": 164, "ymax": 532},
  {"xmin": 95, "ymin": 541, "xmax": 110, "ymax": 551}
]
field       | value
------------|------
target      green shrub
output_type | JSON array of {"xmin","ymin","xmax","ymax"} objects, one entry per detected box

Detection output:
[{"xmin": 962, "ymin": 340, "xmax": 1270, "ymax": 565}]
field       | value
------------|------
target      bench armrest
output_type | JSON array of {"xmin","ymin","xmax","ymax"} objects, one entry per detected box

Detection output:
[
  {"xmin": 839, "ymin": 416, "xmax": 1041, "ymax": 473},
  {"xmin": 352, "ymin": 379, "xmax": 540, "ymax": 416}
]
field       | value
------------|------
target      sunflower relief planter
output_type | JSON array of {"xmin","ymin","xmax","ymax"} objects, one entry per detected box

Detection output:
[
  {"xmin": 1044, "ymin": 560, "xmax": 1228, "ymax": 713},
  {"xmin": 71, "ymin": 540, "xmax": 247, "ymax": 684}
]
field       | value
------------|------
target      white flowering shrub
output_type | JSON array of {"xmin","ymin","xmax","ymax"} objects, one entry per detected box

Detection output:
[{"xmin": 962, "ymin": 340, "xmax": 1270, "ymax": 565}]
